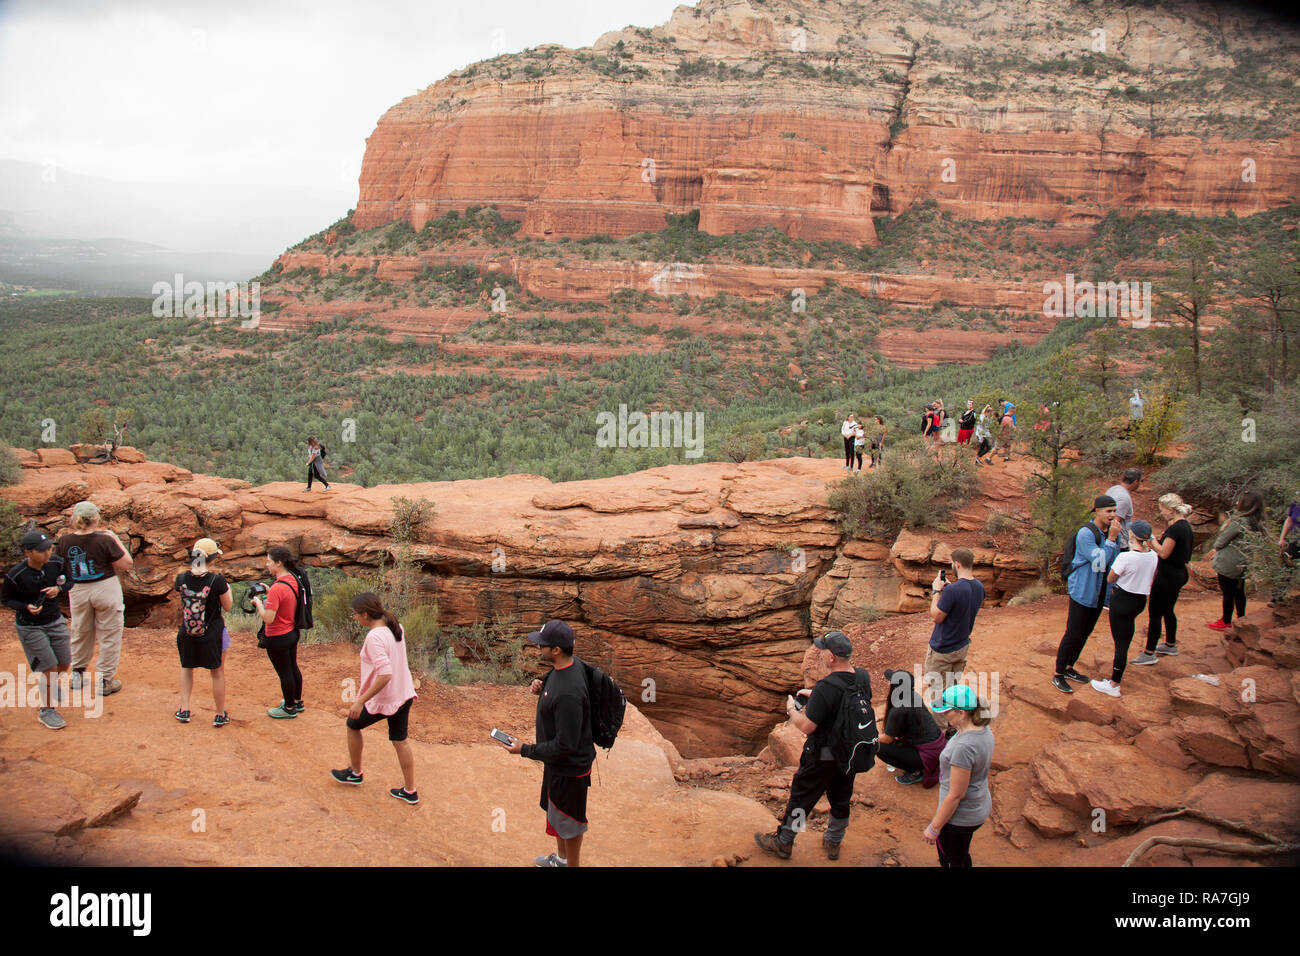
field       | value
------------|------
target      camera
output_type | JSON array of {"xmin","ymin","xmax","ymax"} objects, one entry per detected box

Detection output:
[{"xmin": 241, "ymin": 581, "xmax": 268, "ymax": 614}]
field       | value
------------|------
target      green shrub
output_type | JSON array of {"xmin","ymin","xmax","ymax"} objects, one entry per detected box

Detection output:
[
  {"xmin": 828, "ymin": 438, "xmax": 979, "ymax": 539},
  {"xmin": 0, "ymin": 447, "xmax": 20, "ymax": 486},
  {"xmin": 1240, "ymin": 528, "xmax": 1299, "ymax": 606},
  {"xmin": 0, "ymin": 498, "xmax": 23, "ymax": 562},
  {"xmin": 720, "ymin": 433, "xmax": 766, "ymax": 463},
  {"xmin": 309, "ymin": 570, "xmax": 382, "ymax": 644}
]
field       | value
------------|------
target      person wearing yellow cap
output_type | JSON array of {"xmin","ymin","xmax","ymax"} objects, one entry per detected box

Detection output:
[
  {"xmin": 173, "ymin": 539, "xmax": 232, "ymax": 727},
  {"xmin": 923, "ymin": 684, "xmax": 995, "ymax": 867}
]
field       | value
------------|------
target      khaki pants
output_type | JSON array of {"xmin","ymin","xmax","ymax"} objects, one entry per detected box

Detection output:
[
  {"xmin": 924, "ymin": 644, "xmax": 969, "ymax": 729},
  {"xmin": 69, "ymin": 576, "xmax": 125, "ymax": 681}
]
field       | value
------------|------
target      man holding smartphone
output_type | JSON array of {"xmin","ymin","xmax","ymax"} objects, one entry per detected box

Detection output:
[
  {"xmin": 755, "ymin": 630, "xmax": 867, "ymax": 862},
  {"xmin": 924, "ymin": 548, "xmax": 984, "ymax": 734},
  {"xmin": 505, "ymin": 619, "xmax": 596, "ymax": 867}
]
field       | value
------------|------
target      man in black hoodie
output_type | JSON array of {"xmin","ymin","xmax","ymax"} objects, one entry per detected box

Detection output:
[{"xmin": 507, "ymin": 619, "xmax": 596, "ymax": 867}]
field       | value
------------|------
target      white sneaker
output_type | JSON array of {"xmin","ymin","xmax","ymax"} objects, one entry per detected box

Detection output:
[{"xmin": 1090, "ymin": 679, "xmax": 1121, "ymax": 698}]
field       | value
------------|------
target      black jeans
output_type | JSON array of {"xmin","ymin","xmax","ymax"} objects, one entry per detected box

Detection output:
[
  {"xmin": 1055, "ymin": 597, "xmax": 1105, "ymax": 675},
  {"xmin": 1108, "ymin": 586, "xmax": 1147, "ymax": 683},
  {"xmin": 1218, "ymin": 573, "xmax": 1247, "ymax": 624},
  {"xmin": 937, "ymin": 822, "xmax": 981, "ymax": 867},
  {"xmin": 266, "ymin": 636, "xmax": 303, "ymax": 705},
  {"xmin": 778, "ymin": 744, "xmax": 855, "ymax": 844},
  {"xmin": 1145, "ymin": 566, "xmax": 1187, "ymax": 652},
  {"xmin": 843, "ymin": 436, "xmax": 855, "ymax": 468},
  {"xmin": 876, "ymin": 740, "xmax": 923, "ymax": 774}
]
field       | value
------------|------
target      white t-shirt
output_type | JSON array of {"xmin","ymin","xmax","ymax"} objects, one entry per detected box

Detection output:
[
  {"xmin": 841, "ymin": 419, "xmax": 857, "ymax": 438},
  {"xmin": 853, "ymin": 425, "xmax": 865, "ymax": 447},
  {"xmin": 1110, "ymin": 549, "xmax": 1158, "ymax": 596}
]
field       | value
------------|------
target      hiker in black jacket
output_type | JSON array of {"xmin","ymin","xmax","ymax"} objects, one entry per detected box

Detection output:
[
  {"xmin": 755, "ymin": 631, "xmax": 868, "ymax": 862},
  {"xmin": 506, "ymin": 619, "xmax": 596, "ymax": 867}
]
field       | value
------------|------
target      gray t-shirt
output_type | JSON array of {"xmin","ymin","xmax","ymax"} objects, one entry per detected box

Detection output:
[
  {"xmin": 938, "ymin": 725, "xmax": 995, "ymax": 827},
  {"xmin": 1106, "ymin": 484, "xmax": 1133, "ymax": 549}
]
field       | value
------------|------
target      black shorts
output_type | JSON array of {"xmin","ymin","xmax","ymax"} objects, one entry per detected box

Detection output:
[
  {"xmin": 540, "ymin": 767, "xmax": 591, "ymax": 839},
  {"xmin": 346, "ymin": 697, "xmax": 413, "ymax": 741},
  {"xmin": 177, "ymin": 629, "xmax": 223, "ymax": 670}
]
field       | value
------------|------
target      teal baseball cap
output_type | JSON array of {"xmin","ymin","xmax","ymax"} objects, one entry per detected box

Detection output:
[{"xmin": 932, "ymin": 684, "xmax": 980, "ymax": 713}]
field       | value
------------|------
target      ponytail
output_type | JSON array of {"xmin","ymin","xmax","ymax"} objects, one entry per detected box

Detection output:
[
  {"xmin": 349, "ymin": 591, "xmax": 403, "ymax": 641},
  {"xmin": 268, "ymin": 545, "xmax": 298, "ymax": 575}
]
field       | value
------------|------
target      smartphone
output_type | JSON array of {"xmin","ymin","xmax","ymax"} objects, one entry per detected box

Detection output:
[
  {"xmin": 940, "ymin": 569, "xmax": 948, "ymax": 583},
  {"xmin": 789, "ymin": 694, "xmax": 805, "ymax": 712},
  {"xmin": 490, "ymin": 728, "xmax": 515, "ymax": 747}
]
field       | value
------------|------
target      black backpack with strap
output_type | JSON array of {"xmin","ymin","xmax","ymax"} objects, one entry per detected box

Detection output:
[
  {"xmin": 1060, "ymin": 523, "xmax": 1104, "ymax": 582},
  {"xmin": 275, "ymin": 568, "xmax": 314, "ymax": 631},
  {"xmin": 828, "ymin": 668, "xmax": 878, "ymax": 775},
  {"xmin": 580, "ymin": 658, "xmax": 626, "ymax": 750}
]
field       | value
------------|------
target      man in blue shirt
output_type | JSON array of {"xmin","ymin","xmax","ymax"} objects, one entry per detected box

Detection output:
[
  {"xmin": 924, "ymin": 547, "xmax": 985, "ymax": 733},
  {"xmin": 1052, "ymin": 495, "xmax": 1123, "ymax": 693}
]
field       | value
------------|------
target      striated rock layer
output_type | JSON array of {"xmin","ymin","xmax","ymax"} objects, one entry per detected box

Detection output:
[
  {"xmin": 351, "ymin": 0, "xmax": 1300, "ymax": 239},
  {"xmin": 4, "ymin": 447, "xmax": 1037, "ymax": 757}
]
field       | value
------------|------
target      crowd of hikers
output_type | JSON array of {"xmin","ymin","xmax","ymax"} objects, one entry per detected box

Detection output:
[
  {"xmin": 840, "ymin": 396, "xmax": 1030, "ymax": 471},
  {"xmin": 4, "ymin": 455, "xmax": 1296, "ymax": 865}
]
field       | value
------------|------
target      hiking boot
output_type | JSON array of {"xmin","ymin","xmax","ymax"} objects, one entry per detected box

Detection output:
[
  {"xmin": 267, "ymin": 705, "xmax": 298, "ymax": 719},
  {"xmin": 174, "ymin": 709, "xmax": 191, "ymax": 723},
  {"xmin": 98, "ymin": 678, "xmax": 122, "ymax": 696},
  {"xmin": 1155, "ymin": 643, "xmax": 1179, "ymax": 656},
  {"xmin": 897, "ymin": 770, "xmax": 924, "ymax": 785},
  {"xmin": 534, "ymin": 853, "xmax": 567, "ymax": 867},
  {"xmin": 754, "ymin": 831, "xmax": 793, "ymax": 860},
  {"xmin": 1207, "ymin": 619, "xmax": 1229, "ymax": 631},
  {"xmin": 330, "ymin": 768, "xmax": 363, "ymax": 785},
  {"xmin": 38, "ymin": 708, "xmax": 66, "ymax": 730},
  {"xmin": 1051, "ymin": 675, "xmax": 1074, "ymax": 694},
  {"xmin": 1063, "ymin": 667, "xmax": 1089, "ymax": 684},
  {"xmin": 823, "ymin": 840, "xmax": 841, "ymax": 860},
  {"xmin": 1131, "ymin": 652, "xmax": 1159, "ymax": 666},
  {"xmin": 389, "ymin": 787, "xmax": 419, "ymax": 805},
  {"xmin": 1091, "ymin": 679, "xmax": 1121, "ymax": 698},
  {"xmin": 70, "ymin": 670, "xmax": 85, "ymax": 691},
  {"xmin": 213, "ymin": 712, "xmax": 230, "ymax": 728}
]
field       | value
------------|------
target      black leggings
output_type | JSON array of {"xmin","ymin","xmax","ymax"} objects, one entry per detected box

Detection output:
[
  {"xmin": 1055, "ymin": 597, "xmax": 1105, "ymax": 675},
  {"xmin": 936, "ymin": 821, "xmax": 981, "ymax": 867},
  {"xmin": 843, "ymin": 436, "xmax": 855, "ymax": 468},
  {"xmin": 854, "ymin": 447, "xmax": 864, "ymax": 470},
  {"xmin": 876, "ymin": 740, "xmax": 923, "ymax": 774},
  {"xmin": 976, "ymin": 437, "xmax": 991, "ymax": 458},
  {"xmin": 266, "ymin": 638, "xmax": 303, "ymax": 705},
  {"xmin": 1108, "ymin": 586, "xmax": 1147, "ymax": 683},
  {"xmin": 1218, "ymin": 573, "xmax": 1247, "ymax": 624},
  {"xmin": 1145, "ymin": 567, "xmax": 1187, "ymax": 653}
]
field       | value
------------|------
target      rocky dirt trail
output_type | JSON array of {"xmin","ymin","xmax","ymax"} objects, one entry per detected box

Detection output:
[{"xmin": 0, "ymin": 625, "xmax": 774, "ymax": 866}]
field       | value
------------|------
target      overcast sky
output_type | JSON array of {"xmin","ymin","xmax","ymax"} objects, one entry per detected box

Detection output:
[{"xmin": 0, "ymin": 0, "xmax": 687, "ymax": 190}]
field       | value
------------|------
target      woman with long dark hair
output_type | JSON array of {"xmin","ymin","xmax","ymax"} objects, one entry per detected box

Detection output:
[
  {"xmin": 1206, "ymin": 490, "xmax": 1264, "ymax": 631},
  {"xmin": 330, "ymin": 592, "xmax": 418, "ymax": 803},
  {"xmin": 251, "ymin": 546, "xmax": 305, "ymax": 718},
  {"xmin": 304, "ymin": 437, "xmax": 330, "ymax": 492},
  {"xmin": 875, "ymin": 668, "xmax": 946, "ymax": 787}
]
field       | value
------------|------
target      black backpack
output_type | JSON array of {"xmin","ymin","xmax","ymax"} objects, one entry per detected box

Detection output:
[
  {"xmin": 829, "ymin": 668, "xmax": 878, "ymax": 775},
  {"xmin": 581, "ymin": 658, "xmax": 626, "ymax": 750},
  {"xmin": 1060, "ymin": 523, "xmax": 1104, "ymax": 582},
  {"xmin": 318, "ymin": 444, "xmax": 327, "ymax": 460},
  {"xmin": 281, "ymin": 567, "xmax": 314, "ymax": 630}
]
